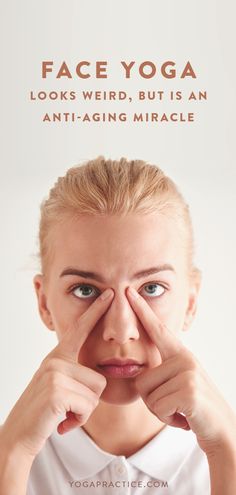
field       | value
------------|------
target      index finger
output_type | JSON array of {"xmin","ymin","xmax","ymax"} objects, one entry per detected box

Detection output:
[
  {"xmin": 126, "ymin": 287, "xmax": 184, "ymax": 360},
  {"xmin": 52, "ymin": 288, "xmax": 114, "ymax": 362}
]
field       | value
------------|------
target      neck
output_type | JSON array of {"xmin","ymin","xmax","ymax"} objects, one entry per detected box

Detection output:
[{"xmin": 82, "ymin": 398, "xmax": 166, "ymax": 457}]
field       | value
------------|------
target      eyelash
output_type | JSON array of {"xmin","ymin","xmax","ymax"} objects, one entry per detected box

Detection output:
[{"xmin": 68, "ymin": 282, "xmax": 168, "ymax": 300}]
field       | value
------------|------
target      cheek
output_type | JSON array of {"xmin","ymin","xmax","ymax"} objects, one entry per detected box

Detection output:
[
  {"xmin": 49, "ymin": 293, "xmax": 89, "ymax": 338},
  {"xmin": 149, "ymin": 292, "xmax": 188, "ymax": 333}
]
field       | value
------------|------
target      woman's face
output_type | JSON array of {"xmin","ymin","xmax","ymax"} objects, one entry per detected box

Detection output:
[{"xmin": 34, "ymin": 213, "xmax": 199, "ymax": 405}]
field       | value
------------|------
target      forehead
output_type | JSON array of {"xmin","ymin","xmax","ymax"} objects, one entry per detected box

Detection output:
[{"xmin": 49, "ymin": 213, "xmax": 186, "ymax": 279}]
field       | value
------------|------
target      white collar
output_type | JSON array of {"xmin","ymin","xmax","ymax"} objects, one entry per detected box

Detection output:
[
  {"xmin": 49, "ymin": 422, "xmax": 198, "ymax": 482},
  {"xmin": 127, "ymin": 425, "xmax": 198, "ymax": 482}
]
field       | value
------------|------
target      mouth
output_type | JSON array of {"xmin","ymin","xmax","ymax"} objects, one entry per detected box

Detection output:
[{"xmin": 97, "ymin": 358, "xmax": 145, "ymax": 378}]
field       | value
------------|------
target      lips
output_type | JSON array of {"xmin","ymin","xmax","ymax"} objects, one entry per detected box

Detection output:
[
  {"xmin": 98, "ymin": 358, "xmax": 144, "ymax": 366},
  {"xmin": 97, "ymin": 358, "xmax": 145, "ymax": 378}
]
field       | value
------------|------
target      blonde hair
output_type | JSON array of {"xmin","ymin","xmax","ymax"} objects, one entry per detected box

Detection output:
[{"xmin": 38, "ymin": 156, "xmax": 196, "ymax": 274}]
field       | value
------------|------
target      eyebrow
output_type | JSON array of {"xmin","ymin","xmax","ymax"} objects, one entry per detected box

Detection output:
[{"xmin": 59, "ymin": 264, "xmax": 175, "ymax": 282}]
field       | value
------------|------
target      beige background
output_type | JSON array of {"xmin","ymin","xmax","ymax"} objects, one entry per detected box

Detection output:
[{"xmin": 0, "ymin": 0, "xmax": 236, "ymax": 421}]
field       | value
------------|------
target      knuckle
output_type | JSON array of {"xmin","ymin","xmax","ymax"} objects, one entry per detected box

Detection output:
[
  {"xmin": 183, "ymin": 349, "xmax": 199, "ymax": 370},
  {"xmin": 96, "ymin": 374, "xmax": 107, "ymax": 393},
  {"xmin": 41, "ymin": 357, "xmax": 60, "ymax": 373},
  {"xmin": 45, "ymin": 370, "xmax": 62, "ymax": 390},
  {"xmin": 184, "ymin": 371, "xmax": 199, "ymax": 400},
  {"xmin": 49, "ymin": 388, "xmax": 63, "ymax": 415},
  {"xmin": 90, "ymin": 393, "xmax": 99, "ymax": 408},
  {"xmin": 40, "ymin": 357, "xmax": 50, "ymax": 371},
  {"xmin": 90, "ymin": 372, "xmax": 107, "ymax": 395},
  {"xmin": 41, "ymin": 350, "xmax": 55, "ymax": 365},
  {"xmin": 76, "ymin": 399, "xmax": 94, "ymax": 422},
  {"xmin": 151, "ymin": 399, "xmax": 163, "ymax": 418},
  {"xmin": 33, "ymin": 367, "xmax": 43, "ymax": 381}
]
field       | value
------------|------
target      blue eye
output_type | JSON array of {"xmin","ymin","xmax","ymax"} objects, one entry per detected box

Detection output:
[
  {"xmin": 72, "ymin": 284, "xmax": 99, "ymax": 299},
  {"xmin": 141, "ymin": 283, "xmax": 165, "ymax": 298},
  {"xmin": 70, "ymin": 282, "xmax": 165, "ymax": 300}
]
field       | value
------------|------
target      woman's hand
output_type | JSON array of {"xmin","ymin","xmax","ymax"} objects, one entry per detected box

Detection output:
[
  {"xmin": 1, "ymin": 288, "xmax": 114, "ymax": 459},
  {"xmin": 126, "ymin": 287, "xmax": 236, "ymax": 458}
]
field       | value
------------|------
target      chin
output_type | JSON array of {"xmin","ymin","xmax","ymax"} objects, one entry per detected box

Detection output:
[{"xmin": 100, "ymin": 378, "xmax": 141, "ymax": 405}]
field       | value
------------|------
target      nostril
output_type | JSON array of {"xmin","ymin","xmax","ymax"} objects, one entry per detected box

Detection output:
[{"xmin": 103, "ymin": 333, "xmax": 140, "ymax": 344}]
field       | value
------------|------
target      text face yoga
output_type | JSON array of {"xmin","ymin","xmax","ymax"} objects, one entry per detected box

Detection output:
[{"xmin": 41, "ymin": 60, "xmax": 196, "ymax": 79}]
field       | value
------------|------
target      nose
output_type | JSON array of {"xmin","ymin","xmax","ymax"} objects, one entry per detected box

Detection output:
[{"xmin": 101, "ymin": 292, "xmax": 140, "ymax": 344}]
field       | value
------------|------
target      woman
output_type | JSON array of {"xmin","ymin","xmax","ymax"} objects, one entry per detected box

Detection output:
[{"xmin": 0, "ymin": 157, "xmax": 236, "ymax": 494}]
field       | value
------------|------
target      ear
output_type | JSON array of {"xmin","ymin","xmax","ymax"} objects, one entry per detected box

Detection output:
[
  {"xmin": 33, "ymin": 274, "xmax": 55, "ymax": 331},
  {"xmin": 183, "ymin": 268, "xmax": 202, "ymax": 332}
]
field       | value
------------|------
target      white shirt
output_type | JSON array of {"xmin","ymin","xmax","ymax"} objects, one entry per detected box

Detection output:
[{"xmin": 26, "ymin": 421, "xmax": 210, "ymax": 495}]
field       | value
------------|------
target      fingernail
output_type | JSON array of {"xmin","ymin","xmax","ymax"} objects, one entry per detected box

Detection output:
[
  {"xmin": 128, "ymin": 287, "xmax": 139, "ymax": 299},
  {"xmin": 100, "ymin": 288, "xmax": 114, "ymax": 300}
]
